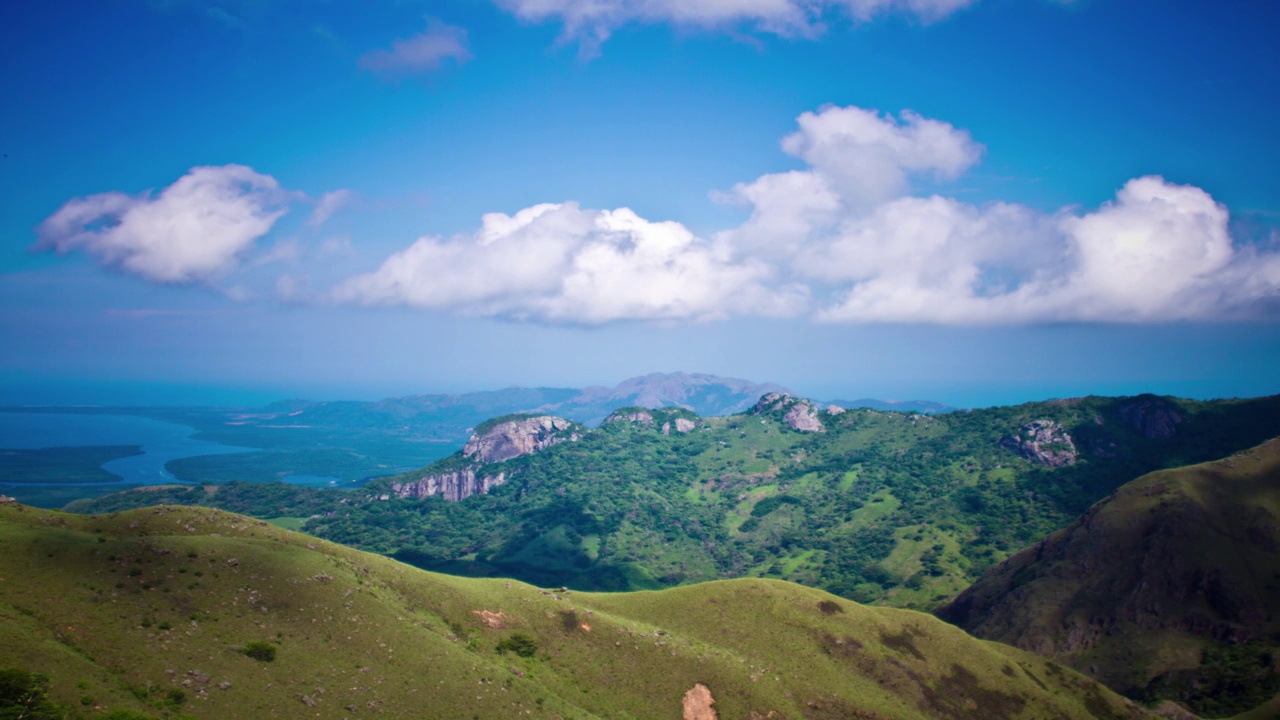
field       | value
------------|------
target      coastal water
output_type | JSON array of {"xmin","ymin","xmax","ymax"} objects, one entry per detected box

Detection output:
[{"xmin": 0, "ymin": 412, "xmax": 255, "ymax": 485}]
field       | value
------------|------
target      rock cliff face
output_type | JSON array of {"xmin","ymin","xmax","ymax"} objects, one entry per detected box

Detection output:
[
  {"xmin": 1119, "ymin": 398, "xmax": 1182, "ymax": 438},
  {"xmin": 938, "ymin": 438, "xmax": 1280, "ymax": 713},
  {"xmin": 751, "ymin": 393, "xmax": 825, "ymax": 433},
  {"xmin": 392, "ymin": 415, "xmax": 580, "ymax": 502},
  {"xmin": 999, "ymin": 420, "xmax": 1078, "ymax": 466},
  {"xmin": 391, "ymin": 468, "xmax": 506, "ymax": 502},
  {"xmin": 463, "ymin": 416, "xmax": 581, "ymax": 464},
  {"xmin": 663, "ymin": 418, "xmax": 697, "ymax": 435}
]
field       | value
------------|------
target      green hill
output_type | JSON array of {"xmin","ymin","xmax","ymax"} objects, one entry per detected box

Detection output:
[
  {"xmin": 67, "ymin": 393, "xmax": 1280, "ymax": 612},
  {"xmin": 0, "ymin": 501, "xmax": 1152, "ymax": 720},
  {"xmin": 937, "ymin": 438, "xmax": 1280, "ymax": 717}
]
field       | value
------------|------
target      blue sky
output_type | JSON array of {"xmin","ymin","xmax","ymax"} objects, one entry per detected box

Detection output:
[{"xmin": 2, "ymin": 0, "xmax": 1278, "ymax": 407}]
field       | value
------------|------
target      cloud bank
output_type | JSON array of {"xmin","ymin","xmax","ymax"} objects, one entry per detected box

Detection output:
[
  {"xmin": 36, "ymin": 106, "xmax": 1280, "ymax": 324},
  {"xmin": 334, "ymin": 203, "xmax": 806, "ymax": 323},
  {"xmin": 336, "ymin": 104, "xmax": 1280, "ymax": 324},
  {"xmin": 35, "ymin": 164, "xmax": 287, "ymax": 283}
]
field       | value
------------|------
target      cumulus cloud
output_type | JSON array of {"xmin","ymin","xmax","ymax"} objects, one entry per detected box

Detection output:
[
  {"xmin": 359, "ymin": 20, "xmax": 471, "ymax": 75},
  {"xmin": 717, "ymin": 105, "xmax": 984, "ymax": 260},
  {"xmin": 493, "ymin": 0, "xmax": 973, "ymax": 51},
  {"xmin": 338, "ymin": 103, "xmax": 1280, "ymax": 325},
  {"xmin": 780, "ymin": 106, "xmax": 984, "ymax": 206},
  {"xmin": 808, "ymin": 176, "xmax": 1276, "ymax": 323},
  {"xmin": 334, "ymin": 202, "xmax": 805, "ymax": 324},
  {"xmin": 35, "ymin": 165, "xmax": 287, "ymax": 283}
]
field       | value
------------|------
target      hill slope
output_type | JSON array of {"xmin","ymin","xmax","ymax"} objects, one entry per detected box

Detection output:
[
  {"xmin": 937, "ymin": 438, "xmax": 1280, "ymax": 717},
  {"xmin": 0, "ymin": 502, "xmax": 1152, "ymax": 720}
]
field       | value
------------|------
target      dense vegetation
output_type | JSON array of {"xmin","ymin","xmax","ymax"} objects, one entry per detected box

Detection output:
[
  {"xmin": 0, "ymin": 502, "xmax": 1155, "ymax": 720},
  {"xmin": 72, "ymin": 394, "xmax": 1280, "ymax": 615}
]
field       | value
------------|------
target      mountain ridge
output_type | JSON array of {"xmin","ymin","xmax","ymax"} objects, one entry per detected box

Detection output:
[{"xmin": 936, "ymin": 436, "xmax": 1280, "ymax": 717}]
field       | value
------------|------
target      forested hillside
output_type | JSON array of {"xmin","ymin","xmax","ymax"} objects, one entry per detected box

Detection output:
[{"xmin": 73, "ymin": 393, "xmax": 1280, "ymax": 612}]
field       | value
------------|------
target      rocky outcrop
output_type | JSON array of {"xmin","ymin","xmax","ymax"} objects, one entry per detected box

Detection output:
[
  {"xmin": 391, "ymin": 468, "xmax": 506, "ymax": 502},
  {"xmin": 824, "ymin": 404, "xmax": 846, "ymax": 416},
  {"xmin": 662, "ymin": 417, "xmax": 697, "ymax": 435},
  {"xmin": 463, "ymin": 416, "xmax": 581, "ymax": 464},
  {"xmin": 605, "ymin": 409, "xmax": 654, "ymax": 426},
  {"xmin": 393, "ymin": 415, "xmax": 579, "ymax": 502},
  {"xmin": 1119, "ymin": 398, "xmax": 1182, "ymax": 438},
  {"xmin": 784, "ymin": 403, "xmax": 824, "ymax": 433},
  {"xmin": 750, "ymin": 393, "xmax": 825, "ymax": 433},
  {"xmin": 1000, "ymin": 420, "xmax": 1077, "ymax": 466},
  {"xmin": 605, "ymin": 408, "xmax": 697, "ymax": 434}
]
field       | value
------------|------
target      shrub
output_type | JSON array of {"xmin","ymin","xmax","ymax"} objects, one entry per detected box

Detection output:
[
  {"xmin": 495, "ymin": 633, "xmax": 538, "ymax": 658},
  {"xmin": 0, "ymin": 668, "xmax": 64, "ymax": 720},
  {"xmin": 242, "ymin": 641, "xmax": 277, "ymax": 662}
]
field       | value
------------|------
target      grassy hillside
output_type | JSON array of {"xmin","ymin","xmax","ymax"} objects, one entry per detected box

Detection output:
[
  {"xmin": 0, "ymin": 501, "xmax": 1153, "ymax": 720},
  {"xmin": 68, "ymin": 394, "xmax": 1280, "ymax": 612},
  {"xmin": 937, "ymin": 437, "xmax": 1280, "ymax": 717}
]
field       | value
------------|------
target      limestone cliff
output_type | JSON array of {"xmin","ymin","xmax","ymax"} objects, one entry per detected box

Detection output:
[
  {"xmin": 392, "ymin": 414, "xmax": 581, "ymax": 502},
  {"xmin": 463, "ymin": 415, "xmax": 581, "ymax": 464},
  {"xmin": 391, "ymin": 468, "xmax": 506, "ymax": 502}
]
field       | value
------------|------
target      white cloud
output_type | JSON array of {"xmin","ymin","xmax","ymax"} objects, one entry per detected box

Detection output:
[
  {"xmin": 780, "ymin": 105, "xmax": 984, "ymax": 207},
  {"xmin": 35, "ymin": 164, "xmax": 288, "ymax": 283},
  {"xmin": 809, "ymin": 176, "xmax": 1279, "ymax": 323},
  {"xmin": 493, "ymin": 0, "xmax": 974, "ymax": 52},
  {"xmin": 360, "ymin": 20, "xmax": 471, "ymax": 75},
  {"xmin": 334, "ymin": 202, "xmax": 804, "ymax": 323},
  {"xmin": 308, "ymin": 189, "xmax": 354, "ymax": 227},
  {"xmin": 334, "ymin": 104, "xmax": 1280, "ymax": 325}
]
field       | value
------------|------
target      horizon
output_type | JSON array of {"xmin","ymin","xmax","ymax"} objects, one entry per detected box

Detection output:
[{"xmin": 1, "ymin": 369, "xmax": 1274, "ymax": 412}]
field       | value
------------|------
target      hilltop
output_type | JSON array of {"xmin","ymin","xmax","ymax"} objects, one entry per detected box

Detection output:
[
  {"xmin": 0, "ymin": 502, "xmax": 1152, "ymax": 720},
  {"xmin": 937, "ymin": 437, "xmax": 1280, "ymax": 717}
]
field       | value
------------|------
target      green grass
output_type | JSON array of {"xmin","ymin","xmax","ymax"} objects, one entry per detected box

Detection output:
[
  {"xmin": 0, "ymin": 502, "xmax": 1156, "ymax": 720},
  {"xmin": 263, "ymin": 516, "xmax": 306, "ymax": 531}
]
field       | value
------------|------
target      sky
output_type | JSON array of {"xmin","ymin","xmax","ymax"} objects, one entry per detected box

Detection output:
[{"xmin": 2, "ymin": 0, "xmax": 1279, "ymax": 408}]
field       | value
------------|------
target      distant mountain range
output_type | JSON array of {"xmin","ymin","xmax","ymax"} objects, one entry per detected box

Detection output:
[
  {"xmin": 254, "ymin": 372, "xmax": 954, "ymax": 434},
  {"xmin": 259, "ymin": 371, "xmax": 796, "ymax": 432}
]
